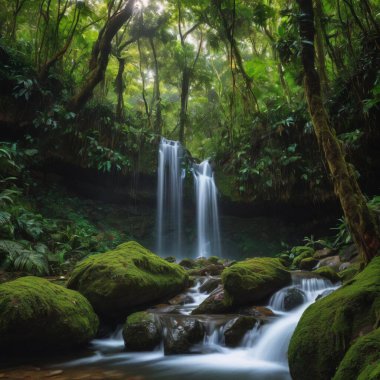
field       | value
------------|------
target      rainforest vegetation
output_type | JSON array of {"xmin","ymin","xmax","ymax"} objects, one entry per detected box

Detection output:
[{"xmin": 0, "ymin": 0, "xmax": 379, "ymax": 379}]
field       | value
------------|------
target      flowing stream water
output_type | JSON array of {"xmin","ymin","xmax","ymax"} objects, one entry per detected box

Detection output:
[{"xmin": 57, "ymin": 274, "xmax": 338, "ymax": 380}]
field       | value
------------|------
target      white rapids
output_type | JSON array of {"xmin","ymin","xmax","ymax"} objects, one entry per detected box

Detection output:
[{"xmin": 57, "ymin": 275, "xmax": 339, "ymax": 380}]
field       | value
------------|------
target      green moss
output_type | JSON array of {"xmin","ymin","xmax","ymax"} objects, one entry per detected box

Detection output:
[
  {"xmin": 292, "ymin": 247, "xmax": 314, "ymax": 268},
  {"xmin": 333, "ymin": 328, "xmax": 380, "ymax": 380},
  {"xmin": 208, "ymin": 256, "xmax": 220, "ymax": 265},
  {"xmin": 222, "ymin": 258, "xmax": 291, "ymax": 306},
  {"xmin": 357, "ymin": 362, "xmax": 380, "ymax": 380},
  {"xmin": 0, "ymin": 276, "xmax": 99, "ymax": 352},
  {"xmin": 314, "ymin": 266, "xmax": 340, "ymax": 283},
  {"xmin": 126, "ymin": 311, "xmax": 153, "ymax": 325},
  {"xmin": 339, "ymin": 263, "xmax": 361, "ymax": 283},
  {"xmin": 288, "ymin": 256, "xmax": 380, "ymax": 380},
  {"xmin": 67, "ymin": 241, "xmax": 188, "ymax": 321},
  {"xmin": 179, "ymin": 258, "xmax": 195, "ymax": 268}
]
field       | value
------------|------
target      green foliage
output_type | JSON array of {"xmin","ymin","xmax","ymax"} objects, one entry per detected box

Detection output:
[
  {"xmin": 12, "ymin": 75, "xmax": 36, "ymax": 101},
  {"xmin": 0, "ymin": 0, "xmax": 378, "ymax": 208},
  {"xmin": 332, "ymin": 218, "xmax": 353, "ymax": 248},
  {"xmin": 1, "ymin": 240, "xmax": 49, "ymax": 275}
]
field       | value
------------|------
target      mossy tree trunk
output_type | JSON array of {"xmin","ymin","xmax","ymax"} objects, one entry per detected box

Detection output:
[
  {"xmin": 314, "ymin": 0, "xmax": 329, "ymax": 97},
  {"xmin": 297, "ymin": 0, "xmax": 380, "ymax": 264},
  {"xmin": 68, "ymin": 0, "xmax": 135, "ymax": 112}
]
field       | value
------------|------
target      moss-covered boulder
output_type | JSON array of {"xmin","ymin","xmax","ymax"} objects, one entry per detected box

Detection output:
[
  {"xmin": 313, "ymin": 266, "xmax": 340, "ymax": 283},
  {"xmin": 191, "ymin": 285, "xmax": 231, "ymax": 314},
  {"xmin": 0, "ymin": 276, "xmax": 99, "ymax": 353},
  {"xmin": 123, "ymin": 312, "xmax": 161, "ymax": 351},
  {"xmin": 67, "ymin": 241, "xmax": 188, "ymax": 320},
  {"xmin": 292, "ymin": 247, "xmax": 314, "ymax": 268},
  {"xmin": 333, "ymin": 327, "xmax": 380, "ymax": 380},
  {"xmin": 288, "ymin": 256, "xmax": 380, "ymax": 380},
  {"xmin": 222, "ymin": 258, "xmax": 291, "ymax": 306}
]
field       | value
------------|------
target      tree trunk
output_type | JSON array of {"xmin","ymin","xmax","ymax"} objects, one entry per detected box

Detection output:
[
  {"xmin": 149, "ymin": 37, "xmax": 162, "ymax": 137},
  {"xmin": 314, "ymin": 0, "xmax": 329, "ymax": 97},
  {"xmin": 38, "ymin": 6, "xmax": 81, "ymax": 82},
  {"xmin": 297, "ymin": 0, "xmax": 380, "ymax": 264},
  {"xmin": 178, "ymin": 67, "xmax": 190, "ymax": 144},
  {"xmin": 115, "ymin": 57, "xmax": 125, "ymax": 121},
  {"xmin": 68, "ymin": 0, "xmax": 135, "ymax": 112}
]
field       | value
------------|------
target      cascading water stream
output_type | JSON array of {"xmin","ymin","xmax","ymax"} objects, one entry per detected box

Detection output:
[
  {"xmin": 246, "ymin": 275, "xmax": 339, "ymax": 365},
  {"xmin": 193, "ymin": 160, "xmax": 221, "ymax": 258},
  {"xmin": 156, "ymin": 138, "xmax": 184, "ymax": 257},
  {"xmin": 58, "ymin": 273, "xmax": 339, "ymax": 380}
]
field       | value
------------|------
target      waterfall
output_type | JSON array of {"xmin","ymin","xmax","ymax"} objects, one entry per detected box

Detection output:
[
  {"xmin": 156, "ymin": 138, "xmax": 184, "ymax": 257},
  {"xmin": 193, "ymin": 160, "xmax": 222, "ymax": 258}
]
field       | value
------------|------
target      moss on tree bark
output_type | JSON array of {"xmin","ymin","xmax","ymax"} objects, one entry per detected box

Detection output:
[{"xmin": 296, "ymin": 0, "xmax": 380, "ymax": 264}]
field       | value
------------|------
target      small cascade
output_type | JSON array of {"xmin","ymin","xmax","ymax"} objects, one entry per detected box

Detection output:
[
  {"xmin": 193, "ymin": 160, "xmax": 222, "ymax": 258},
  {"xmin": 202, "ymin": 325, "xmax": 226, "ymax": 353},
  {"xmin": 247, "ymin": 274, "xmax": 339, "ymax": 365},
  {"xmin": 156, "ymin": 138, "xmax": 185, "ymax": 257},
  {"xmin": 176, "ymin": 278, "xmax": 209, "ymax": 315}
]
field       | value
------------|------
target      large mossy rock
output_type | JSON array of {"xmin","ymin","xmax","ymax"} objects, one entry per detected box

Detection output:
[
  {"xmin": 222, "ymin": 258, "xmax": 291, "ymax": 306},
  {"xmin": 333, "ymin": 328, "xmax": 380, "ymax": 380},
  {"xmin": 67, "ymin": 241, "xmax": 188, "ymax": 320},
  {"xmin": 0, "ymin": 276, "xmax": 99, "ymax": 353},
  {"xmin": 313, "ymin": 266, "xmax": 340, "ymax": 283},
  {"xmin": 288, "ymin": 256, "xmax": 380, "ymax": 380}
]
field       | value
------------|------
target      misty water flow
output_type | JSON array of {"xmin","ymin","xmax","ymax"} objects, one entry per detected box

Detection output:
[
  {"xmin": 156, "ymin": 138, "xmax": 184, "ymax": 258},
  {"xmin": 58, "ymin": 275, "xmax": 338, "ymax": 380},
  {"xmin": 193, "ymin": 160, "xmax": 222, "ymax": 258}
]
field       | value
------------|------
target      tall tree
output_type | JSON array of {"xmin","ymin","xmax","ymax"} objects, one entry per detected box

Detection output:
[
  {"xmin": 68, "ymin": 0, "xmax": 136, "ymax": 112},
  {"xmin": 177, "ymin": 0, "xmax": 203, "ymax": 144},
  {"xmin": 296, "ymin": 0, "xmax": 380, "ymax": 264}
]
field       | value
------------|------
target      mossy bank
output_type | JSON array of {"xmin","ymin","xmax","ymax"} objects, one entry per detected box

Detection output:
[{"xmin": 288, "ymin": 256, "xmax": 380, "ymax": 380}]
